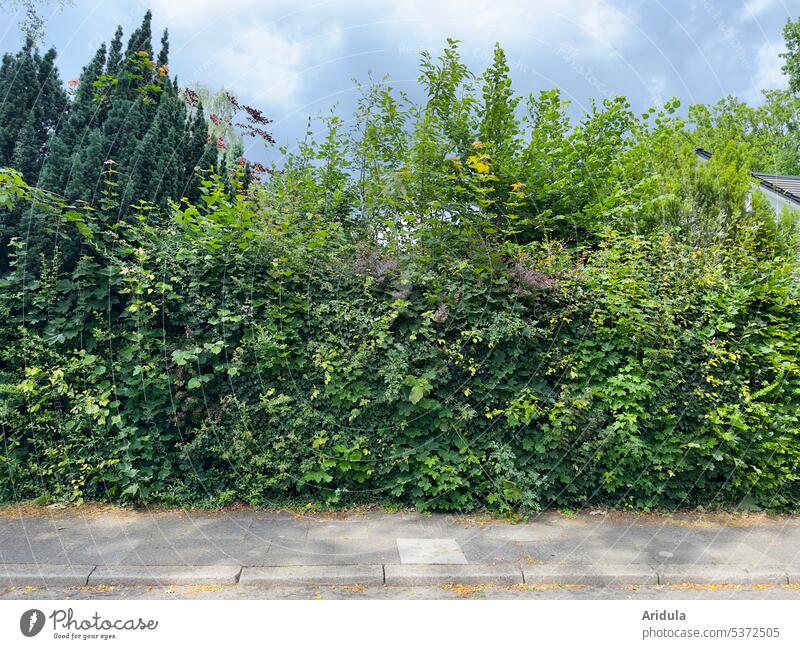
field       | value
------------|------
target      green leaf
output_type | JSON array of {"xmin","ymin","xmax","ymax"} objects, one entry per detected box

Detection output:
[
  {"xmin": 409, "ymin": 384, "xmax": 425, "ymax": 405},
  {"xmin": 75, "ymin": 221, "xmax": 94, "ymax": 239}
]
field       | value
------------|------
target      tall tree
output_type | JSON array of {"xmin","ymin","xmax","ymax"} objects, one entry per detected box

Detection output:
[
  {"xmin": 0, "ymin": 37, "xmax": 66, "ymax": 180},
  {"xmin": 782, "ymin": 17, "xmax": 800, "ymax": 93}
]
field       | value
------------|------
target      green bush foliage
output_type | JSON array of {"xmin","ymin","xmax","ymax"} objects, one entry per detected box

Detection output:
[{"xmin": 1, "ymin": 42, "xmax": 799, "ymax": 512}]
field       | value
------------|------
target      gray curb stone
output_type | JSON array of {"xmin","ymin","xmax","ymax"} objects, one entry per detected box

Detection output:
[
  {"xmin": 384, "ymin": 564, "xmax": 522, "ymax": 586},
  {"xmin": 657, "ymin": 566, "xmax": 788, "ymax": 585},
  {"xmin": 88, "ymin": 565, "xmax": 241, "ymax": 586},
  {"xmin": 523, "ymin": 564, "xmax": 657, "ymax": 586},
  {"xmin": 0, "ymin": 564, "xmax": 95, "ymax": 588},
  {"xmin": 3, "ymin": 562, "xmax": 794, "ymax": 588},
  {"xmin": 240, "ymin": 565, "xmax": 384, "ymax": 586}
]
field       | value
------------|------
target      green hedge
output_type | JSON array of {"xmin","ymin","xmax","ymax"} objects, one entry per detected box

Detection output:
[{"xmin": 1, "ymin": 43, "xmax": 799, "ymax": 512}]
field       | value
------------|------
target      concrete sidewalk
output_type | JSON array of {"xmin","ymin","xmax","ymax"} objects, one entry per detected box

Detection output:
[{"xmin": 2, "ymin": 508, "xmax": 799, "ymax": 588}]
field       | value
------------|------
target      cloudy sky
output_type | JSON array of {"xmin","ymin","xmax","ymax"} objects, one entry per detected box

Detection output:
[{"xmin": 1, "ymin": 0, "xmax": 797, "ymax": 163}]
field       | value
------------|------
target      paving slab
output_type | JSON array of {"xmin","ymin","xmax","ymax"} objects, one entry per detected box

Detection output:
[
  {"xmin": 0, "ymin": 526, "xmax": 142, "ymax": 566},
  {"xmin": 0, "ymin": 564, "xmax": 95, "ymax": 588},
  {"xmin": 88, "ymin": 565, "xmax": 240, "ymax": 586},
  {"xmin": 397, "ymin": 538, "xmax": 467, "ymax": 564},
  {"xmin": 240, "ymin": 565, "xmax": 384, "ymax": 586},
  {"xmin": 384, "ymin": 564, "xmax": 522, "ymax": 586},
  {"xmin": 475, "ymin": 523, "xmax": 566, "ymax": 542},
  {"xmin": 306, "ymin": 521, "xmax": 380, "ymax": 541},
  {"xmin": 523, "ymin": 563, "xmax": 657, "ymax": 586},
  {"xmin": 246, "ymin": 519, "xmax": 311, "ymax": 542},
  {"xmin": 334, "ymin": 538, "xmax": 400, "ymax": 564},
  {"xmin": 3, "ymin": 510, "xmax": 800, "ymax": 583},
  {"xmin": 257, "ymin": 540, "xmax": 346, "ymax": 566},
  {"xmin": 119, "ymin": 539, "xmax": 270, "ymax": 566},
  {"xmin": 458, "ymin": 538, "xmax": 544, "ymax": 564}
]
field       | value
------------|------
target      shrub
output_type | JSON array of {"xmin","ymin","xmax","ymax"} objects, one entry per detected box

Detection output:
[{"xmin": 1, "ymin": 43, "xmax": 798, "ymax": 512}]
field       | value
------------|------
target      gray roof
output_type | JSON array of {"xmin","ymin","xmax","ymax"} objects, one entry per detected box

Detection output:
[
  {"xmin": 751, "ymin": 172, "xmax": 800, "ymax": 205},
  {"xmin": 694, "ymin": 147, "xmax": 800, "ymax": 207}
]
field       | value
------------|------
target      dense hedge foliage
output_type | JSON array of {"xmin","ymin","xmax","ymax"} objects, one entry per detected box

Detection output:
[{"xmin": 1, "ymin": 41, "xmax": 799, "ymax": 512}]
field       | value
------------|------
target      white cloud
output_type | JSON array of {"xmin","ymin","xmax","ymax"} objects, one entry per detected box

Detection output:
[
  {"xmin": 579, "ymin": 0, "xmax": 631, "ymax": 51},
  {"xmin": 735, "ymin": 0, "xmax": 777, "ymax": 23},
  {"xmin": 145, "ymin": 0, "xmax": 635, "ymax": 106},
  {"xmin": 744, "ymin": 39, "xmax": 786, "ymax": 101},
  {"xmin": 148, "ymin": 0, "xmax": 287, "ymax": 29},
  {"xmin": 377, "ymin": 0, "xmax": 633, "ymax": 54},
  {"xmin": 196, "ymin": 24, "xmax": 343, "ymax": 107}
]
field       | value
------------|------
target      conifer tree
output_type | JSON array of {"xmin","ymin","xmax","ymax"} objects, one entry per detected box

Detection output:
[
  {"xmin": 157, "ymin": 29, "xmax": 169, "ymax": 70},
  {"xmin": 0, "ymin": 38, "xmax": 66, "ymax": 180},
  {"xmin": 1, "ymin": 8, "xmax": 268, "ymax": 270},
  {"xmin": 106, "ymin": 26, "xmax": 124, "ymax": 76},
  {"xmin": 0, "ymin": 37, "xmax": 66, "ymax": 269},
  {"xmin": 39, "ymin": 41, "xmax": 107, "ymax": 195}
]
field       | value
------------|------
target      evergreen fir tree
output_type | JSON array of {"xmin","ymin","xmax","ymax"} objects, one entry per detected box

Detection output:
[
  {"xmin": 0, "ymin": 38, "xmax": 37, "ymax": 167},
  {"xmin": 39, "ymin": 41, "xmax": 107, "ymax": 194},
  {"xmin": 64, "ymin": 128, "xmax": 106, "ymax": 203},
  {"xmin": 3, "ymin": 9, "xmax": 246, "ymax": 241},
  {"xmin": 157, "ymin": 29, "xmax": 169, "ymax": 70},
  {"xmin": 0, "ymin": 37, "xmax": 66, "ymax": 270},
  {"xmin": 11, "ymin": 108, "xmax": 42, "ymax": 179},
  {"xmin": 0, "ymin": 37, "xmax": 65, "ymax": 179},
  {"xmin": 118, "ymin": 11, "xmax": 154, "ymax": 100},
  {"xmin": 106, "ymin": 26, "xmax": 124, "ymax": 76}
]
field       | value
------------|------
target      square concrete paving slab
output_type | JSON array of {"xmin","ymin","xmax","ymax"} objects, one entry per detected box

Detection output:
[
  {"xmin": 0, "ymin": 563, "xmax": 94, "ymax": 588},
  {"xmin": 240, "ymin": 565, "xmax": 384, "ymax": 587},
  {"xmin": 397, "ymin": 538, "xmax": 467, "ymax": 564},
  {"xmin": 89, "ymin": 565, "xmax": 240, "ymax": 586}
]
